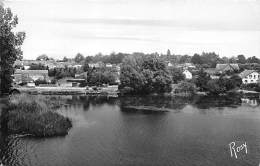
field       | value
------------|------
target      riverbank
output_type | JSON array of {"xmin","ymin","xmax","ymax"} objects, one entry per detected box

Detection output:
[{"xmin": 11, "ymin": 86, "xmax": 119, "ymax": 97}]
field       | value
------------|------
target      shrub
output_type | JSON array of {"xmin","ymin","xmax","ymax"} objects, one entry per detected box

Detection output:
[
  {"xmin": 174, "ymin": 81, "xmax": 196, "ymax": 95},
  {"xmin": 0, "ymin": 94, "xmax": 72, "ymax": 137},
  {"xmin": 34, "ymin": 79, "xmax": 48, "ymax": 86},
  {"xmin": 206, "ymin": 79, "xmax": 226, "ymax": 95},
  {"xmin": 241, "ymin": 83, "xmax": 260, "ymax": 92}
]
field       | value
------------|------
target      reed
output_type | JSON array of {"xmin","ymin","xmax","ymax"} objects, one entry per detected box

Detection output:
[{"xmin": 1, "ymin": 94, "xmax": 72, "ymax": 137}]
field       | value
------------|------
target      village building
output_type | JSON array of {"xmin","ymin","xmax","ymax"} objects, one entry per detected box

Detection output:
[
  {"xmin": 241, "ymin": 98, "xmax": 259, "ymax": 107},
  {"xmin": 183, "ymin": 69, "xmax": 192, "ymax": 80},
  {"xmin": 239, "ymin": 70, "xmax": 260, "ymax": 84},
  {"xmin": 13, "ymin": 69, "xmax": 49, "ymax": 84},
  {"xmin": 105, "ymin": 63, "xmax": 113, "ymax": 68},
  {"xmin": 72, "ymin": 64, "xmax": 82, "ymax": 69},
  {"xmin": 215, "ymin": 63, "xmax": 239, "ymax": 74},
  {"xmin": 205, "ymin": 63, "xmax": 240, "ymax": 79},
  {"xmin": 166, "ymin": 61, "xmax": 173, "ymax": 67}
]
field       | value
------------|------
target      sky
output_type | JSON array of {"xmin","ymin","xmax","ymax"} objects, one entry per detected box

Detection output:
[{"xmin": 2, "ymin": 0, "xmax": 260, "ymax": 59}]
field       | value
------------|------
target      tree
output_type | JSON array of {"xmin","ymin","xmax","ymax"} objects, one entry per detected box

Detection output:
[
  {"xmin": 237, "ymin": 55, "xmax": 246, "ymax": 64},
  {"xmin": 229, "ymin": 56, "xmax": 237, "ymax": 63},
  {"xmin": 36, "ymin": 54, "xmax": 49, "ymax": 61},
  {"xmin": 195, "ymin": 69, "xmax": 211, "ymax": 91},
  {"xmin": 169, "ymin": 67, "xmax": 185, "ymax": 83},
  {"xmin": 229, "ymin": 75, "xmax": 242, "ymax": 88},
  {"xmin": 120, "ymin": 54, "xmax": 172, "ymax": 94},
  {"xmin": 200, "ymin": 52, "xmax": 220, "ymax": 68},
  {"xmin": 85, "ymin": 56, "xmax": 93, "ymax": 64},
  {"xmin": 175, "ymin": 81, "xmax": 196, "ymax": 95},
  {"xmin": 179, "ymin": 55, "xmax": 191, "ymax": 64},
  {"xmin": 29, "ymin": 63, "xmax": 48, "ymax": 70},
  {"xmin": 0, "ymin": 6, "xmax": 26, "ymax": 93},
  {"xmin": 75, "ymin": 53, "xmax": 84, "ymax": 63},
  {"xmin": 87, "ymin": 68, "xmax": 117, "ymax": 86},
  {"xmin": 167, "ymin": 49, "xmax": 171, "ymax": 57},
  {"xmin": 206, "ymin": 79, "xmax": 226, "ymax": 95},
  {"xmin": 247, "ymin": 56, "xmax": 259, "ymax": 64},
  {"xmin": 63, "ymin": 56, "xmax": 68, "ymax": 62},
  {"xmin": 191, "ymin": 53, "xmax": 203, "ymax": 65},
  {"xmin": 217, "ymin": 56, "xmax": 229, "ymax": 64}
]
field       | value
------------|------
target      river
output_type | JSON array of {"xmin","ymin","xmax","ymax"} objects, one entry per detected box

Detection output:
[{"xmin": 0, "ymin": 94, "xmax": 260, "ymax": 166}]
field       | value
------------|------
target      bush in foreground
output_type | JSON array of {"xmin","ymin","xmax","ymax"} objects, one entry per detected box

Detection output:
[
  {"xmin": 174, "ymin": 81, "xmax": 196, "ymax": 95},
  {"xmin": 0, "ymin": 94, "xmax": 72, "ymax": 137}
]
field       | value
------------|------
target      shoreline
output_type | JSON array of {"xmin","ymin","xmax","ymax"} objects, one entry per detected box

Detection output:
[
  {"xmin": 9, "ymin": 87, "xmax": 260, "ymax": 98},
  {"xmin": 10, "ymin": 86, "xmax": 119, "ymax": 97}
]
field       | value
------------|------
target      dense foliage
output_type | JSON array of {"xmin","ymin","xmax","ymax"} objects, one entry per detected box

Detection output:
[
  {"xmin": 87, "ymin": 67, "xmax": 117, "ymax": 86},
  {"xmin": 29, "ymin": 63, "xmax": 49, "ymax": 70},
  {"xmin": 168, "ymin": 67, "xmax": 185, "ymax": 83},
  {"xmin": 34, "ymin": 79, "xmax": 48, "ymax": 86},
  {"xmin": 0, "ymin": 6, "xmax": 25, "ymax": 93},
  {"xmin": 36, "ymin": 54, "xmax": 52, "ymax": 61},
  {"xmin": 48, "ymin": 67, "xmax": 78, "ymax": 79},
  {"xmin": 195, "ymin": 73, "xmax": 242, "ymax": 95},
  {"xmin": 241, "ymin": 83, "xmax": 260, "ymax": 92},
  {"xmin": 195, "ymin": 69, "xmax": 211, "ymax": 91},
  {"xmin": 120, "ymin": 54, "xmax": 172, "ymax": 94},
  {"xmin": 0, "ymin": 94, "xmax": 72, "ymax": 137},
  {"xmin": 74, "ymin": 53, "xmax": 84, "ymax": 63},
  {"xmin": 174, "ymin": 81, "xmax": 196, "ymax": 95}
]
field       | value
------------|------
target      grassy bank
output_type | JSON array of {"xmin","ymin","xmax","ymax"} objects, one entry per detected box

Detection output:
[{"xmin": 0, "ymin": 94, "xmax": 72, "ymax": 137}]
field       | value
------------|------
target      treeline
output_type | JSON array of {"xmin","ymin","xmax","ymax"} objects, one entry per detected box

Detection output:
[
  {"xmin": 48, "ymin": 67, "xmax": 78, "ymax": 79},
  {"xmin": 119, "ymin": 54, "xmax": 244, "ymax": 95},
  {"xmin": 83, "ymin": 67, "xmax": 118, "ymax": 86},
  {"xmin": 119, "ymin": 54, "xmax": 184, "ymax": 94},
  {"xmin": 55, "ymin": 52, "xmax": 129, "ymax": 64},
  {"xmin": 119, "ymin": 55, "xmax": 172, "ymax": 94},
  {"xmin": 37, "ymin": 51, "xmax": 260, "ymax": 68},
  {"xmin": 194, "ymin": 69, "xmax": 242, "ymax": 95}
]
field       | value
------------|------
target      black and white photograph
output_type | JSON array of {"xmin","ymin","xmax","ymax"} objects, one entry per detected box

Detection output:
[{"xmin": 0, "ymin": 0, "xmax": 260, "ymax": 165}]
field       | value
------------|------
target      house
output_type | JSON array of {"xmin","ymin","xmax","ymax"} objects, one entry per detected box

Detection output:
[
  {"xmin": 73, "ymin": 64, "xmax": 82, "ymax": 69},
  {"xmin": 241, "ymin": 98, "xmax": 258, "ymax": 107},
  {"xmin": 215, "ymin": 64, "xmax": 239, "ymax": 74},
  {"xmin": 166, "ymin": 61, "xmax": 173, "ymax": 67},
  {"xmin": 183, "ymin": 63, "xmax": 196, "ymax": 70},
  {"xmin": 13, "ymin": 70, "xmax": 49, "ymax": 83},
  {"xmin": 183, "ymin": 69, "xmax": 192, "ymax": 79},
  {"xmin": 105, "ymin": 63, "xmax": 113, "ymax": 68},
  {"xmin": 239, "ymin": 70, "xmax": 260, "ymax": 84}
]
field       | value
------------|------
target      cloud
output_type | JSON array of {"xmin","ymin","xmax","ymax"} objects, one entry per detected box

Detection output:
[
  {"xmin": 0, "ymin": 0, "xmax": 4, "ymax": 6},
  {"xmin": 4, "ymin": 0, "xmax": 260, "ymax": 59},
  {"xmin": 40, "ymin": 17, "xmax": 260, "ymax": 31}
]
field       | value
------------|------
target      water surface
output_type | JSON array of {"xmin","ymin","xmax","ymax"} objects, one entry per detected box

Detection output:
[{"xmin": 0, "ymin": 95, "xmax": 260, "ymax": 166}]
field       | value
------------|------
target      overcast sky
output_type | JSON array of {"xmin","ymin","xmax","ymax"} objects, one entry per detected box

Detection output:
[{"xmin": 2, "ymin": 0, "xmax": 260, "ymax": 59}]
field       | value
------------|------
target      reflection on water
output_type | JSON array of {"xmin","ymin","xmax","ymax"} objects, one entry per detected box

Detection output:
[{"xmin": 0, "ymin": 94, "xmax": 260, "ymax": 166}]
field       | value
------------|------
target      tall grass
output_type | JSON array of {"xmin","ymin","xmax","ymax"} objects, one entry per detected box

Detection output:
[{"xmin": 1, "ymin": 94, "xmax": 72, "ymax": 137}]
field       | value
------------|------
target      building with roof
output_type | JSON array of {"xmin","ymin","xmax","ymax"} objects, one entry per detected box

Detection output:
[
  {"xmin": 14, "ymin": 70, "xmax": 49, "ymax": 84},
  {"xmin": 183, "ymin": 69, "xmax": 192, "ymax": 80},
  {"xmin": 215, "ymin": 64, "xmax": 239, "ymax": 74},
  {"xmin": 239, "ymin": 70, "xmax": 260, "ymax": 84}
]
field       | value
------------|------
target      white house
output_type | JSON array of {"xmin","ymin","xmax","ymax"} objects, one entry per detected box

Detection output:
[
  {"xmin": 183, "ymin": 69, "xmax": 192, "ymax": 80},
  {"xmin": 105, "ymin": 63, "xmax": 113, "ymax": 68},
  {"xmin": 167, "ymin": 62, "xmax": 173, "ymax": 67},
  {"xmin": 239, "ymin": 70, "xmax": 260, "ymax": 84}
]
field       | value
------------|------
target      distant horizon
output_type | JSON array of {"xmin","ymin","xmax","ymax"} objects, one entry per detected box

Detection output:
[
  {"xmin": 19, "ymin": 51, "xmax": 250, "ymax": 61},
  {"xmin": 3, "ymin": 0, "xmax": 260, "ymax": 59}
]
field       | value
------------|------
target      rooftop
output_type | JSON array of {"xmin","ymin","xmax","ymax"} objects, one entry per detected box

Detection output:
[
  {"xmin": 215, "ymin": 64, "xmax": 239, "ymax": 72},
  {"xmin": 239, "ymin": 70, "xmax": 257, "ymax": 78},
  {"xmin": 15, "ymin": 70, "xmax": 48, "ymax": 74}
]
